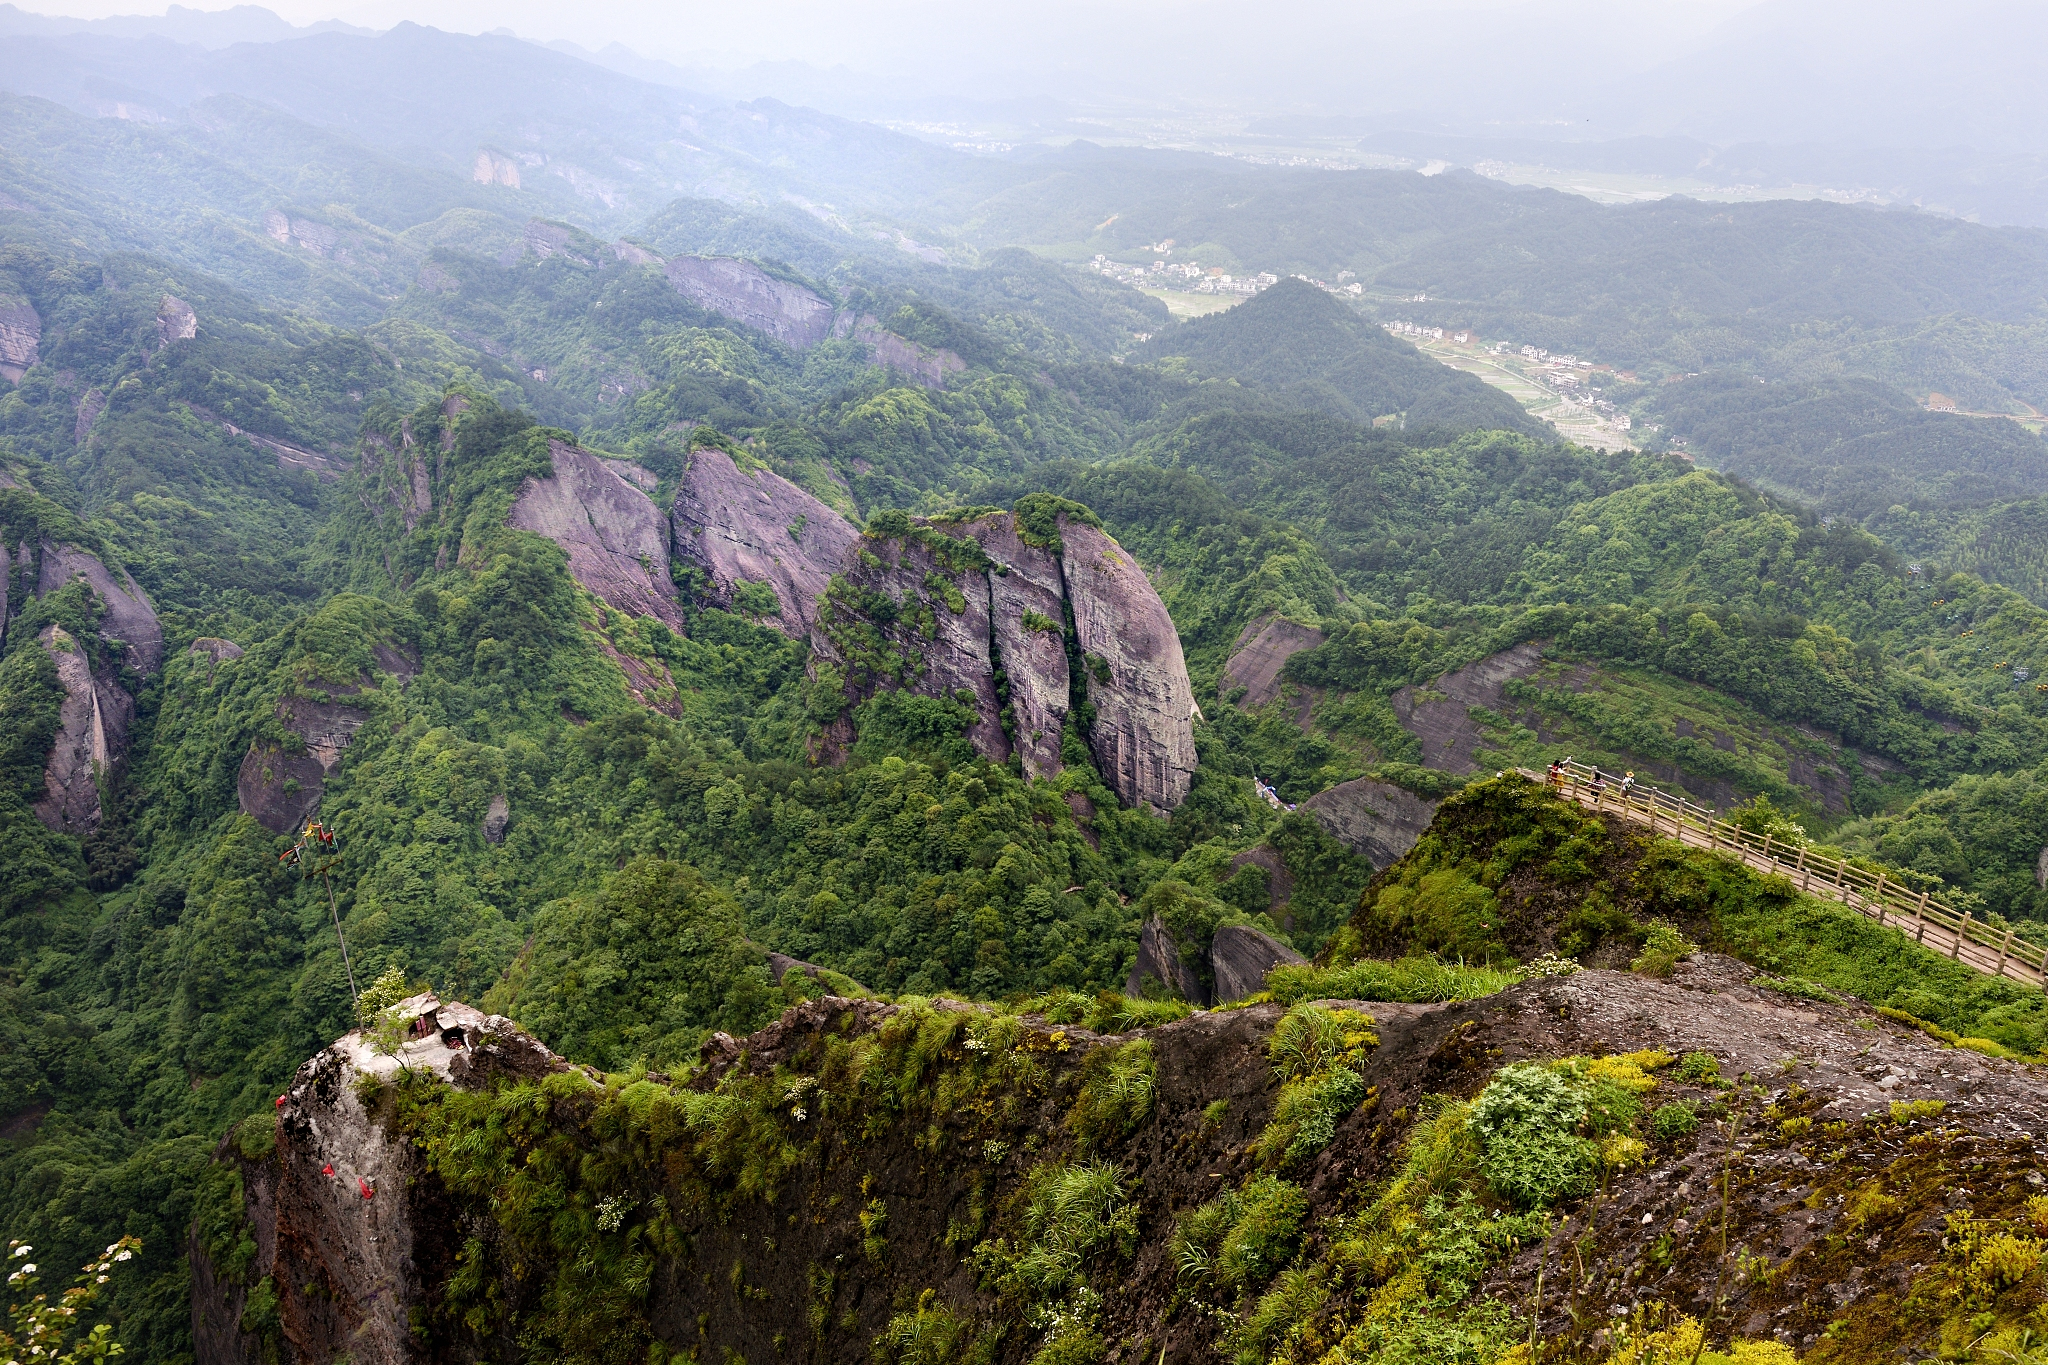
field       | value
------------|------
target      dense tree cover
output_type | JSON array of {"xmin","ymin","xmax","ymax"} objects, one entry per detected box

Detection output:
[
  {"xmin": 1651, "ymin": 372, "xmax": 2048, "ymax": 517},
  {"xmin": 1136, "ymin": 281, "xmax": 1545, "ymax": 436}
]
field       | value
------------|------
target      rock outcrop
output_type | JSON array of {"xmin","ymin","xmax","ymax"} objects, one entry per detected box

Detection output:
[
  {"xmin": 1300, "ymin": 776, "xmax": 1442, "ymax": 870},
  {"xmin": 33, "ymin": 624, "xmax": 135, "ymax": 835},
  {"xmin": 845, "ymin": 315, "xmax": 965, "ymax": 389},
  {"xmin": 1124, "ymin": 913, "xmax": 1209, "ymax": 1003},
  {"xmin": 664, "ymin": 466, "xmax": 1197, "ymax": 808},
  {"xmin": 1208, "ymin": 924, "xmax": 1308, "ymax": 1004},
  {"xmin": 668, "ymin": 448, "xmax": 859, "ymax": 637},
  {"xmin": 508, "ymin": 441, "xmax": 685, "ymax": 632},
  {"xmin": 1060, "ymin": 519, "xmax": 1198, "ymax": 810},
  {"xmin": 662, "ymin": 256, "xmax": 835, "ymax": 350},
  {"xmin": 37, "ymin": 541, "xmax": 163, "ymax": 673},
  {"xmin": 238, "ymin": 651, "xmax": 418, "ymax": 834},
  {"xmin": 156, "ymin": 295, "xmax": 196, "ymax": 349},
  {"xmin": 471, "ymin": 148, "xmax": 522, "ymax": 187},
  {"xmin": 1221, "ymin": 612, "xmax": 1326, "ymax": 708},
  {"xmin": 0, "ymin": 292, "xmax": 38, "ymax": 383},
  {"xmin": 192, "ymin": 993, "xmax": 564, "ymax": 1365},
  {"xmin": 968, "ymin": 513, "xmax": 1069, "ymax": 781},
  {"xmin": 482, "ymin": 794, "xmax": 510, "ymax": 844}
]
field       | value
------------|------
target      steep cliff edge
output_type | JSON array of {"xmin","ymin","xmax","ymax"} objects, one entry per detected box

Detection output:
[
  {"xmin": 33, "ymin": 623, "xmax": 134, "ymax": 835},
  {"xmin": 668, "ymin": 447, "xmax": 859, "ymax": 638},
  {"xmin": 662, "ymin": 255, "xmax": 836, "ymax": 350},
  {"xmin": 193, "ymin": 954, "xmax": 2048, "ymax": 1365}
]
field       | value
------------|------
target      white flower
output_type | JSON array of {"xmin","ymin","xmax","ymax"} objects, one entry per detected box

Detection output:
[
  {"xmin": 113, "ymin": 1251, "xmax": 132, "ymax": 1262},
  {"xmin": 791, "ymin": 1107, "xmax": 807, "ymax": 1121},
  {"xmin": 103, "ymin": 1244, "xmax": 118, "ymax": 1256},
  {"xmin": 9, "ymin": 1246, "xmax": 27, "ymax": 1258},
  {"xmin": 96, "ymin": 1276, "xmax": 107, "ymax": 1284},
  {"xmin": 20, "ymin": 1264, "xmax": 34, "ymax": 1274}
]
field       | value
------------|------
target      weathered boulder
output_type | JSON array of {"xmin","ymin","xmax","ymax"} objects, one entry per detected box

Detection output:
[
  {"xmin": 1222, "ymin": 613, "xmax": 1326, "ymax": 709},
  {"xmin": 1209, "ymin": 924, "xmax": 1308, "ymax": 1005},
  {"xmin": 669, "ymin": 448, "xmax": 859, "ymax": 638},
  {"xmin": 1124, "ymin": 913, "xmax": 1209, "ymax": 1005},
  {"xmin": 1227, "ymin": 844, "xmax": 1296, "ymax": 920},
  {"xmin": 189, "ymin": 637, "xmax": 245, "ymax": 666},
  {"xmin": 663, "ymin": 256, "xmax": 835, "ymax": 350},
  {"xmin": 0, "ymin": 290, "xmax": 38, "ymax": 383},
  {"xmin": 1390, "ymin": 640, "xmax": 1547, "ymax": 774},
  {"xmin": 1299, "ymin": 777, "xmax": 1441, "ymax": 870},
  {"xmin": 482, "ymin": 793, "xmax": 510, "ymax": 845},
  {"xmin": 966, "ymin": 512, "xmax": 1069, "ymax": 781},
  {"xmin": 1061, "ymin": 518, "xmax": 1197, "ymax": 810},
  {"xmin": 33, "ymin": 624, "xmax": 134, "ymax": 835},
  {"xmin": 507, "ymin": 441, "xmax": 685, "ymax": 631},
  {"xmin": 37, "ymin": 541, "xmax": 163, "ymax": 673}
]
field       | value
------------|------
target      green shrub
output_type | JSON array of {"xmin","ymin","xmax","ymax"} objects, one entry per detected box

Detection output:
[
  {"xmin": 1263, "ymin": 955, "xmax": 1518, "ymax": 1007},
  {"xmin": 1085, "ymin": 993, "xmax": 1191, "ymax": 1033},
  {"xmin": 1630, "ymin": 920, "xmax": 1697, "ymax": 977},
  {"xmin": 1650, "ymin": 1102, "xmax": 1700, "ymax": 1140},
  {"xmin": 875, "ymin": 1291, "xmax": 992, "ymax": 1365},
  {"xmin": 1366, "ymin": 867, "xmax": 1505, "ymax": 963},
  {"xmin": 1254, "ymin": 1067, "xmax": 1367, "ymax": 1168},
  {"xmin": 1469, "ymin": 1063, "xmax": 1596, "ymax": 1207},
  {"xmin": 1170, "ymin": 1174, "xmax": 1308, "ymax": 1295},
  {"xmin": 1005, "ymin": 1162, "xmax": 1136, "ymax": 1297},
  {"xmin": 1068, "ymin": 1040, "xmax": 1156, "ymax": 1150},
  {"xmin": 1267, "ymin": 1004, "xmax": 1377, "ymax": 1082},
  {"xmin": 1676, "ymin": 1051, "xmax": 1724, "ymax": 1085}
]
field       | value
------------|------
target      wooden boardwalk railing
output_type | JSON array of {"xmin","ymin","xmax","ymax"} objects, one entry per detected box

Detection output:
[{"xmin": 1518, "ymin": 760, "xmax": 2047, "ymax": 992}]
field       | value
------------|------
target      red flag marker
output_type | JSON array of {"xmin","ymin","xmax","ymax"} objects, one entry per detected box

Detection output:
[
  {"xmin": 322, "ymin": 1164, "xmax": 334, "ymax": 1177},
  {"xmin": 358, "ymin": 1178, "xmax": 374, "ymax": 1200},
  {"xmin": 275, "ymin": 1095, "xmax": 286, "ymax": 1108}
]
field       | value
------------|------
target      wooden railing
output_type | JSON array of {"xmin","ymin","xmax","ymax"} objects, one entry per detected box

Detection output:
[{"xmin": 1520, "ymin": 760, "xmax": 2047, "ymax": 991}]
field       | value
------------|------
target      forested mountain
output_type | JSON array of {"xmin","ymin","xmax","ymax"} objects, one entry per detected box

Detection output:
[{"xmin": 2, "ymin": 25, "xmax": 2047, "ymax": 1365}]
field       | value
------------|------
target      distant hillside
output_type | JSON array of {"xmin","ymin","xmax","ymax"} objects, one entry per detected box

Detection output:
[
  {"xmin": 1136, "ymin": 280, "xmax": 1548, "ymax": 436},
  {"xmin": 1655, "ymin": 372, "xmax": 2048, "ymax": 517}
]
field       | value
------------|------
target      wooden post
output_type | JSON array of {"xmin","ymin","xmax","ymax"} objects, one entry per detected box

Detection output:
[
  {"xmin": 1761, "ymin": 832, "xmax": 1774, "ymax": 862},
  {"xmin": 1952, "ymin": 913, "xmax": 1970, "ymax": 960},
  {"xmin": 1796, "ymin": 845, "xmax": 1811, "ymax": 891},
  {"xmin": 1996, "ymin": 927, "xmax": 2015, "ymax": 978},
  {"xmin": 1871, "ymin": 873, "xmax": 1887, "ymax": 923}
]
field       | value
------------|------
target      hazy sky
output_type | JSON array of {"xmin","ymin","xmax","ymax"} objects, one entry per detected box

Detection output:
[{"xmin": 9, "ymin": 0, "xmax": 2042, "ymax": 152}]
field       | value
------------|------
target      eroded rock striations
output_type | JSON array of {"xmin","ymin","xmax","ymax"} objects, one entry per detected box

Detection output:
[
  {"xmin": 0, "ymin": 291, "xmax": 38, "ymax": 383},
  {"xmin": 1221, "ymin": 612, "xmax": 1326, "ymax": 709},
  {"xmin": 662, "ymin": 255, "xmax": 835, "ymax": 350},
  {"xmin": 237, "ymin": 649, "xmax": 418, "ymax": 834},
  {"xmin": 37, "ymin": 541, "xmax": 164, "ymax": 672},
  {"xmin": 1299, "ymin": 776, "xmax": 1441, "ymax": 871},
  {"xmin": 34, "ymin": 624, "xmax": 134, "ymax": 835},
  {"xmin": 668, "ymin": 448, "xmax": 859, "ymax": 638},
  {"xmin": 507, "ymin": 441, "xmax": 686, "ymax": 632}
]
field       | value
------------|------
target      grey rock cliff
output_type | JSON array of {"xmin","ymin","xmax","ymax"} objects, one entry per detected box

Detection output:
[
  {"xmin": 966, "ymin": 513, "xmax": 1069, "ymax": 782},
  {"xmin": 238, "ymin": 652, "xmax": 417, "ymax": 834},
  {"xmin": 0, "ymin": 294, "xmax": 38, "ymax": 382},
  {"xmin": 846, "ymin": 315, "xmax": 965, "ymax": 388},
  {"xmin": 1209, "ymin": 925, "xmax": 1308, "ymax": 1005},
  {"xmin": 669, "ymin": 449, "xmax": 859, "ymax": 638},
  {"xmin": 156, "ymin": 294, "xmax": 196, "ymax": 349},
  {"xmin": 812, "ymin": 531, "xmax": 1009, "ymax": 764},
  {"xmin": 191, "ymin": 993, "xmax": 557, "ymax": 1365},
  {"xmin": 1060, "ymin": 518, "xmax": 1197, "ymax": 810},
  {"xmin": 33, "ymin": 624, "xmax": 134, "ymax": 835},
  {"xmin": 663, "ymin": 256, "xmax": 835, "ymax": 350},
  {"xmin": 507, "ymin": 441, "xmax": 685, "ymax": 632},
  {"xmin": 37, "ymin": 541, "xmax": 163, "ymax": 673},
  {"xmin": 1124, "ymin": 913, "xmax": 1209, "ymax": 1005},
  {"xmin": 1299, "ymin": 777, "xmax": 1441, "ymax": 871},
  {"xmin": 483, "ymin": 793, "xmax": 510, "ymax": 845},
  {"xmin": 1222, "ymin": 613, "xmax": 1326, "ymax": 709}
]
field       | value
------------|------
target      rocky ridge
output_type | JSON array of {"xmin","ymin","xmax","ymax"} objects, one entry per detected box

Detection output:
[{"xmin": 190, "ymin": 950, "xmax": 2044, "ymax": 1365}]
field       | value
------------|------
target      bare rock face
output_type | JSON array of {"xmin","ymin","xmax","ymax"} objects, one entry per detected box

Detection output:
[
  {"xmin": 812, "ymin": 529, "xmax": 1008, "ymax": 764},
  {"xmin": 1390, "ymin": 640, "xmax": 1547, "ymax": 774},
  {"xmin": 37, "ymin": 541, "xmax": 164, "ymax": 673},
  {"xmin": 847, "ymin": 315, "xmax": 965, "ymax": 389},
  {"xmin": 471, "ymin": 148, "xmax": 521, "ymax": 187},
  {"xmin": 73, "ymin": 388, "xmax": 105, "ymax": 444},
  {"xmin": 1209, "ymin": 925, "xmax": 1308, "ymax": 1005},
  {"xmin": 1222, "ymin": 613, "xmax": 1326, "ymax": 709},
  {"xmin": 663, "ymin": 256, "xmax": 835, "ymax": 350},
  {"xmin": 33, "ymin": 624, "xmax": 135, "ymax": 835},
  {"xmin": 1060, "ymin": 518, "xmax": 1197, "ymax": 810},
  {"xmin": 191, "ymin": 994, "xmax": 561, "ymax": 1365},
  {"xmin": 669, "ymin": 449, "xmax": 859, "ymax": 638},
  {"xmin": 508, "ymin": 441, "xmax": 685, "ymax": 632},
  {"xmin": 966, "ymin": 513, "xmax": 1069, "ymax": 781},
  {"xmin": 0, "ymin": 291, "xmax": 38, "ymax": 383},
  {"xmin": 483, "ymin": 793, "xmax": 510, "ymax": 844},
  {"xmin": 237, "ymin": 654, "xmax": 418, "ymax": 834},
  {"xmin": 1125, "ymin": 913, "xmax": 1209, "ymax": 1004},
  {"xmin": 355, "ymin": 431, "xmax": 433, "ymax": 533},
  {"xmin": 1300, "ymin": 777, "xmax": 1441, "ymax": 871},
  {"xmin": 190, "ymin": 637, "xmax": 245, "ymax": 668},
  {"xmin": 156, "ymin": 294, "xmax": 196, "ymax": 349}
]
